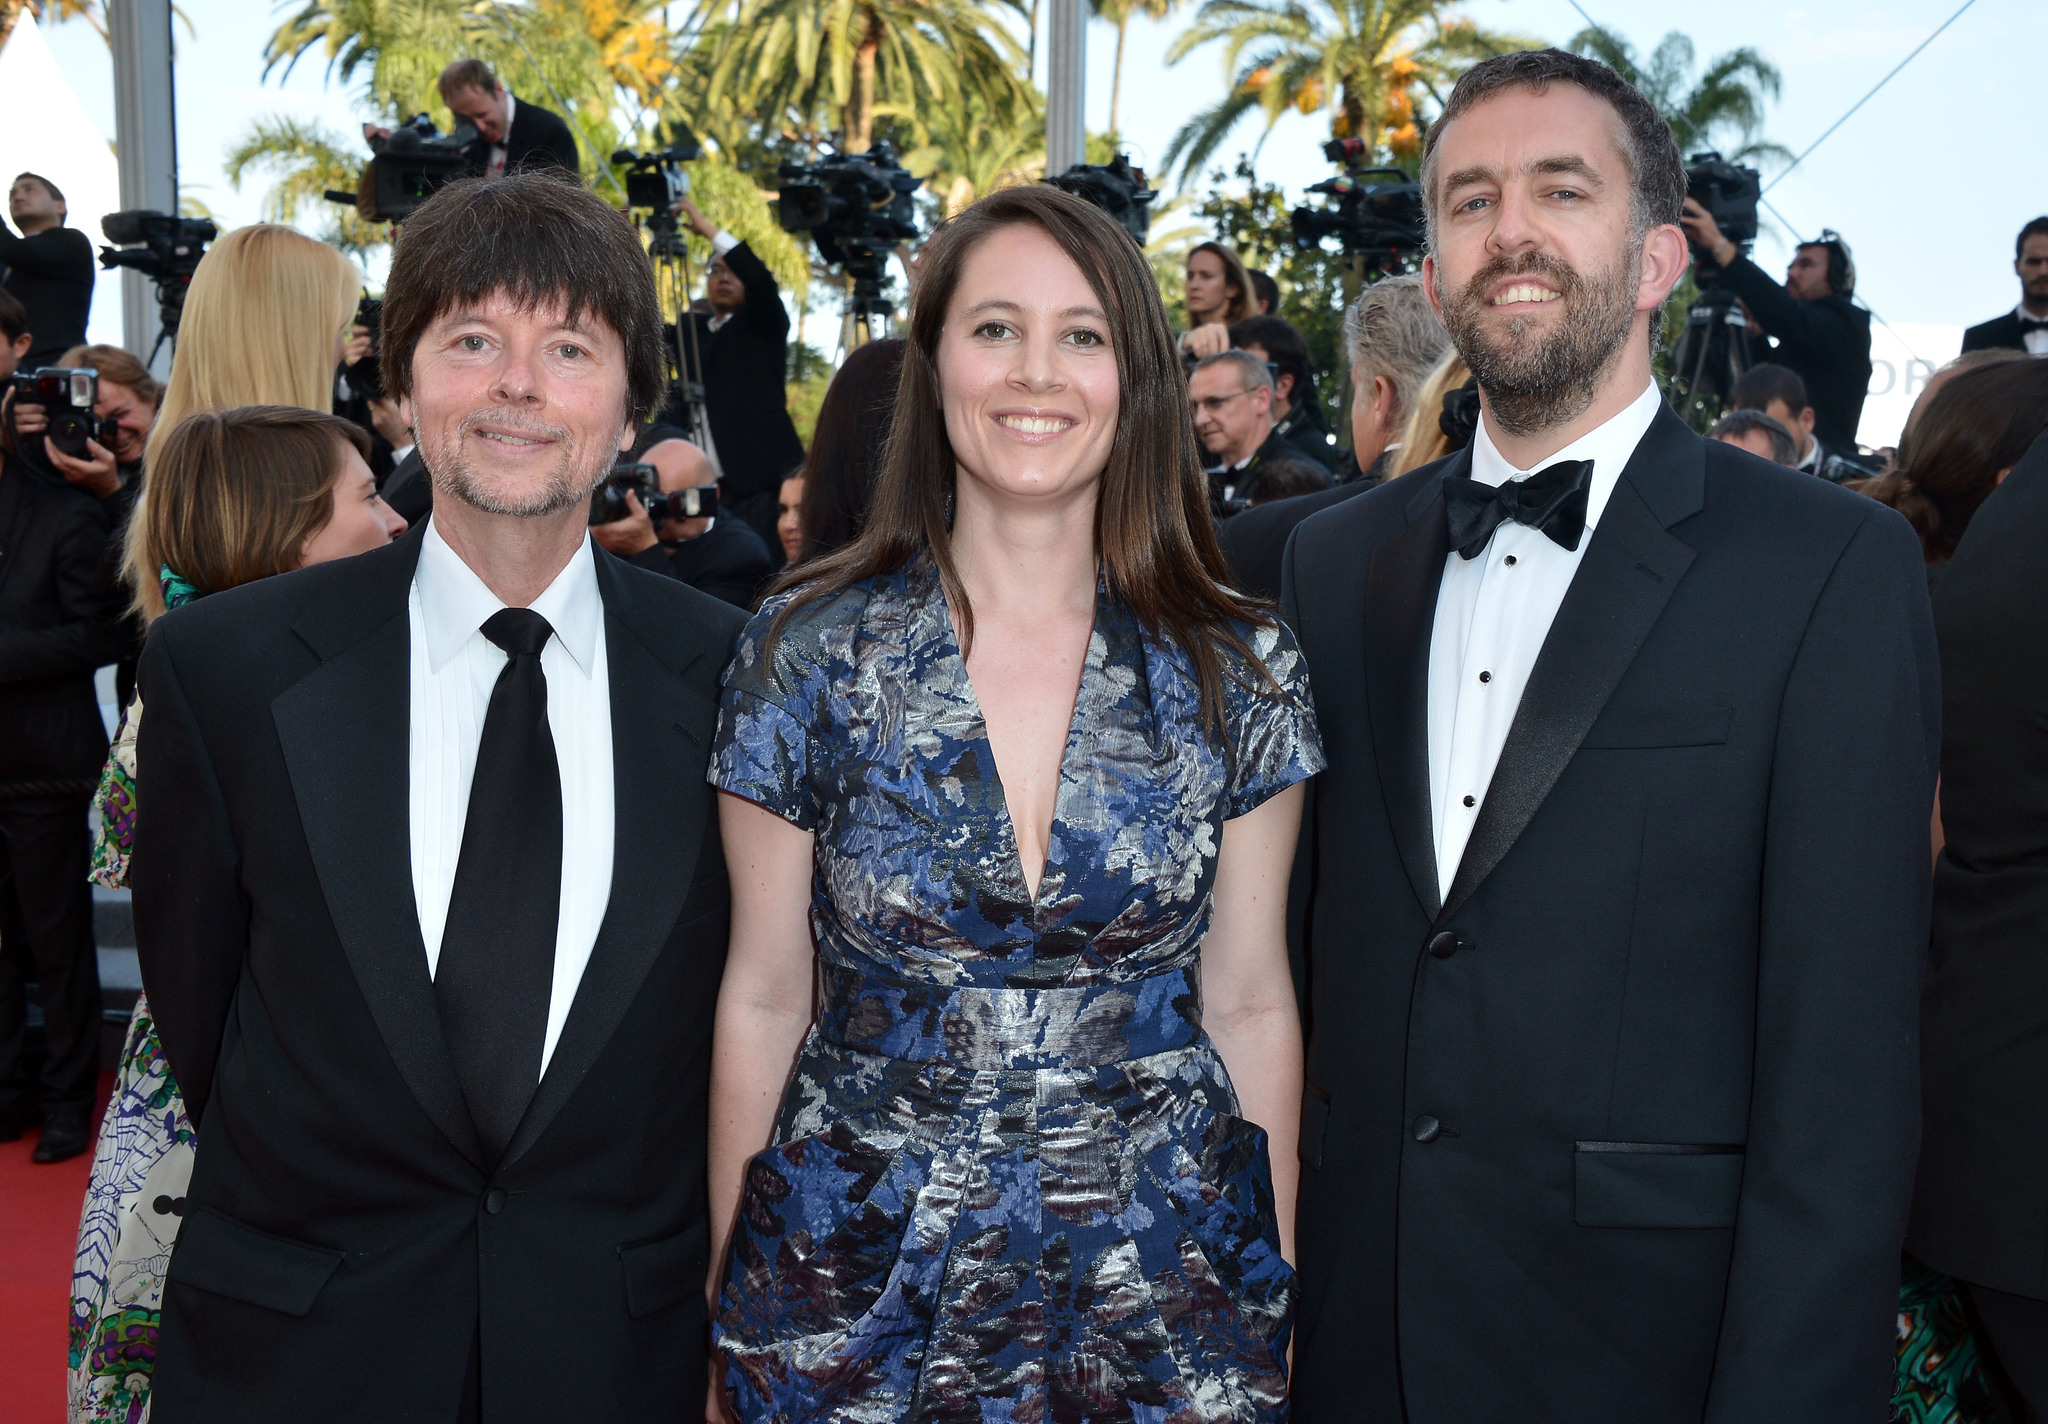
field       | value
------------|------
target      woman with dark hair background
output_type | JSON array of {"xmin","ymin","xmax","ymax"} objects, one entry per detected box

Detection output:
[
  {"xmin": 705, "ymin": 185, "xmax": 1319, "ymax": 1421},
  {"xmin": 1855, "ymin": 358, "xmax": 2048, "ymax": 583},
  {"xmin": 791, "ymin": 336, "xmax": 904, "ymax": 561},
  {"xmin": 1179, "ymin": 239, "xmax": 1257, "ymax": 361}
]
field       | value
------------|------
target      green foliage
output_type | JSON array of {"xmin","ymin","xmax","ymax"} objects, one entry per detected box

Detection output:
[
  {"xmin": 225, "ymin": 116, "xmax": 390, "ymax": 262},
  {"xmin": 1566, "ymin": 25, "xmax": 1789, "ymax": 169},
  {"xmin": 1195, "ymin": 155, "xmax": 1354, "ymax": 430}
]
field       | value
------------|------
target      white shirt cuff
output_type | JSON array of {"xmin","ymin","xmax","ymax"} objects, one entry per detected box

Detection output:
[{"xmin": 711, "ymin": 230, "xmax": 739, "ymax": 256}]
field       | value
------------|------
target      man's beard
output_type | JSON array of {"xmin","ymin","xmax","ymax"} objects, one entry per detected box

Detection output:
[
  {"xmin": 1439, "ymin": 242, "xmax": 1643, "ymax": 438},
  {"xmin": 422, "ymin": 408, "xmax": 606, "ymax": 518}
]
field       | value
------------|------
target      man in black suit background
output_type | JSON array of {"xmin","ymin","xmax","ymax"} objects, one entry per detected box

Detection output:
[
  {"xmin": 1282, "ymin": 49, "xmax": 1937, "ymax": 1421},
  {"xmin": 1220, "ymin": 274, "xmax": 1446, "ymax": 601},
  {"xmin": 661, "ymin": 195, "xmax": 806, "ymax": 560},
  {"xmin": 1960, "ymin": 216, "xmax": 2048, "ymax": 356},
  {"xmin": 133, "ymin": 172, "xmax": 743, "ymax": 1422},
  {"xmin": 2, "ymin": 173, "xmax": 96, "ymax": 368},
  {"xmin": 363, "ymin": 60, "xmax": 579, "ymax": 182}
]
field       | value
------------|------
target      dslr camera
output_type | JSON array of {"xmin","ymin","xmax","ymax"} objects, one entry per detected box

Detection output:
[
  {"xmin": 99, "ymin": 209, "xmax": 218, "ymax": 335},
  {"xmin": 9, "ymin": 367, "xmax": 117, "ymax": 459},
  {"xmin": 1291, "ymin": 138, "xmax": 1425, "ymax": 271},
  {"xmin": 1043, "ymin": 154, "xmax": 1156, "ymax": 245},
  {"xmin": 777, "ymin": 143, "xmax": 921, "ymax": 280},
  {"xmin": 588, "ymin": 463, "xmax": 721, "ymax": 526},
  {"xmin": 345, "ymin": 116, "xmax": 478, "ymax": 223},
  {"xmin": 1683, "ymin": 151, "xmax": 1760, "ymax": 277}
]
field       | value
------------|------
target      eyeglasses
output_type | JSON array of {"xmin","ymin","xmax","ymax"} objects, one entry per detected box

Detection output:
[{"xmin": 1190, "ymin": 388, "xmax": 1255, "ymax": 417}]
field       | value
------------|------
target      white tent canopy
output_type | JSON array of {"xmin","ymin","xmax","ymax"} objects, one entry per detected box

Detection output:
[{"xmin": 0, "ymin": 11, "xmax": 126, "ymax": 349}]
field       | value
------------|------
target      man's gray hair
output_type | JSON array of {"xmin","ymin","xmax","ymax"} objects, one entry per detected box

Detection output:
[
  {"xmin": 1192, "ymin": 348, "xmax": 1275, "ymax": 395},
  {"xmin": 1342, "ymin": 275, "xmax": 1448, "ymax": 425}
]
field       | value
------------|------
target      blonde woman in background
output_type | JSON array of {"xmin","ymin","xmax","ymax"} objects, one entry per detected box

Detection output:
[
  {"xmin": 125, "ymin": 223, "xmax": 362, "ymax": 619},
  {"xmin": 1389, "ymin": 348, "xmax": 1476, "ymax": 478}
]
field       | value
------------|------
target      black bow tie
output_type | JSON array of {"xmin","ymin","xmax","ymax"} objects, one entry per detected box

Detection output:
[
  {"xmin": 1442, "ymin": 459, "xmax": 1594, "ymax": 561},
  {"xmin": 2019, "ymin": 315, "xmax": 2048, "ymax": 331}
]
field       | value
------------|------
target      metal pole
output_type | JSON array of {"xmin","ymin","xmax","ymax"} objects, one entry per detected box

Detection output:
[
  {"xmin": 109, "ymin": 0, "xmax": 177, "ymax": 372},
  {"xmin": 1045, "ymin": 0, "xmax": 1086, "ymax": 176}
]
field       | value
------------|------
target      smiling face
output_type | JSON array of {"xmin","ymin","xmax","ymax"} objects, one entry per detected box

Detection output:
[
  {"xmin": 936, "ymin": 223, "xmax": 1120, "ymax": 515},
  {"xmin": 96, "ymin": 380, "xmax": 155, "ymax": 466},
  {"xmin": 409, "ymin": 288, "xmax": 633, "ymax": 518},
  {"xmin": 1424, "ymin": 84, "xmax": 1674, "ymax": 438},
  {"xmin": 446, "ymin": 83, "xmax": 512, "ymax": 145},
  {"xmin": 1185, "ymin": 249, "xmax": 1235, "ymax": 323}
]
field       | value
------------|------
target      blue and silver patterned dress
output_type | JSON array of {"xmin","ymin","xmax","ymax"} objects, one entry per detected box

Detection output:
[{"xmin": 708, "ymin": 556, "xmax": 1323, "ymax": 1423}]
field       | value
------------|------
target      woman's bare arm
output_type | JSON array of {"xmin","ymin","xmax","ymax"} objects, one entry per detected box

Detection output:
[{"xmin": 1199, "ymin": 781, "xmax": 1307, "ymax": 1265}]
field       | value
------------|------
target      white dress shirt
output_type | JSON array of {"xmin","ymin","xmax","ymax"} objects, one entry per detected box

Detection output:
[
  {"xmin": 485, "ymin": 93, "xmax": 517, "ymax": 180},
  {"xmin": 408, "ymin": 518, "xmax": 615, "ymax": 1074},
  {"xmin": 1426, "ymin": 380, "xmax": 1664, "ymax": 903},
  {"xmin": 2015, "ymin": 305, "xmax": 2048, "ymax": 356}
]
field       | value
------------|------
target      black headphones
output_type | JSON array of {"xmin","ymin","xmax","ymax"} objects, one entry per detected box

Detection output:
[{"xmin": 1804, "ymin": 228, "xmax": 1856, "ymax": 299}]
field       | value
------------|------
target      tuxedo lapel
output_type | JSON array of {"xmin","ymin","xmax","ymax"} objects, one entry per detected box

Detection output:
[
  {"xmin": 499, "ymin": 556, "xmax": 721, "ymax": 1169},
  {"xmin": 1436, "ymin": 408, "xmax": 1704, "ymax": 927},
  {"xmin": 271, "ymin": 525, "xmax": 487, "ymax": 1169},
  {"xmin": 1366, "ymin": 459, "xmax": 1460, "ymax": 919}
]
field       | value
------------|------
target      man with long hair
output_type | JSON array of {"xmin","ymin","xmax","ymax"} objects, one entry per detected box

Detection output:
[
  {"xmin": 1282, "ymin": 50, "xmax": 1936, "ymax": 1420},
  {"xmin": 131, "ymin": 172, "xmax": 743, "ymax": 1422}
]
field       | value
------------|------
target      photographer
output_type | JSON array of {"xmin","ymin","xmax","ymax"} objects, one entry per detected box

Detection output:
[
  {"xmin": 363, "ymin": 59, "xmax": 578, "ymax": 180},
  {"xmin": 1681, "ymin": 202, "xmax": 1872, "ymax": 453},
  {"xmin": 1189, "ymin": 349, "xmax": 1325, "ymax": 512},
  {"xmin": 2, "ymin": 173, "xmax": 95, "ymax": 367},
  {"xmin": 1961, "ymin": 217, "xmax": 2048, "ymax": 355},
  {"xmin": 5, "ymin": 344, "xmax": 160, "ymax": 514},
  {"xmin": 661, "ymin": 195, "xmax": 806, "ymax": 557},
  {"xmin": 589, "ymin": 426, "xmax": 771, "ymax": 607},
  {"xmin": 1228, "ymin": 314, "xmax": 1333, "ymax": 468}
]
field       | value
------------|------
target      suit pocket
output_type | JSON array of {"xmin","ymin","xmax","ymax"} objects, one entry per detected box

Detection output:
[
  {"xmin": 1573, "ymin": 1142, "xmax": 1744, "ymax": 1228},
  {"xmin": 170, "ymin": 1205, "xmax": 343, "ymax": 1316},
  {"xmin": 1298, "ymin": 1080, "xmax": 1330, "ymax": 1171},
  {"xmin": 1579, "ymin": 705, "xmax": 1733, "ymax": 749},
  {"xmin": 620, "ymin": 1217, "xmax": 711, "ymax": 1319}
]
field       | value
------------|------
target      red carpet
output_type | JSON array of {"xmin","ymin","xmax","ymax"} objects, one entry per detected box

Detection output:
[{"xmin": 0, "ymin": 1075, "xmax": 114, "ymax": 1424}]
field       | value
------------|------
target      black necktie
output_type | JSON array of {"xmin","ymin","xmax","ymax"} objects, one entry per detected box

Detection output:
[
  {"xmin": 1442, "ymin": 459, "xmax": 1594, "ymax": 561},
  {"xmin": 434, "ymin": 607, "xmax": 563, "ymax": 1163}
]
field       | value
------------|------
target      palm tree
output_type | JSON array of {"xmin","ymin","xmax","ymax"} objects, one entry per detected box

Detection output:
[
  {"xmin": 1094, "ymin": 0, "xmax": 1181, "ymax": 137},
  {"xmin": 1161, "ymin": 0, "xmax": 1535, "ymax": 186},
  {"xmin": 1, "ymin": 0, "xmax": 107, "ymax": 46},
  {"xmin": 1567, "ymin": 26, "xmax": 1787, "ymax": 169},
  {"xmin": 225, "ymin": 116, "xmax": 390, "ymax": 260},
  {"xmin": 690, "ymin": 0, "xmax": 1035, "ymax": 155},
  {"xmin": 901, "ymin": 84, "xmax": 1046, "ymax": 217}
]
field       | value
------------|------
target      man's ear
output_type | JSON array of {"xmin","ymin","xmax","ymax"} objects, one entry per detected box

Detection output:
[
  {"xmin": 1421, "ymin": 255, "xmax": 1445, "ymax": 324},
  {"xmin": 9, "ymin": 333, "xmax": 30, "ymax": 361},
  {"xmin": 1275, "ymin": 372, "xmax": 1295, "ymax": 403},
  {"xmin": 1798, "ymin": 406, "xmax": 1816, "ymax": 437},
  {"xmin": 618, "ymin": 424, "xmax": 635, "ymax": 454}
]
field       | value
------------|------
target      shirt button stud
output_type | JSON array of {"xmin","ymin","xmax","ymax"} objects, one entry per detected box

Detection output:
[
  {"xmin": 1504, "ymin": 554, "xmax": 1518, "ymax": 566},
  {"xmin": 484, "ymin": 1189, "xmax": 506, "ymax": 1215},
  {"xmin": 1413, "ymin": 1114, "xmax": 1442, "ymax": 1143},
  {"xmin": 1478, "ymin": 670, "xmax": 1492, "ymax": 683},
  {"xmin": 1462, "ymin": 794, "xmax": 1476, "ymax": 808}
]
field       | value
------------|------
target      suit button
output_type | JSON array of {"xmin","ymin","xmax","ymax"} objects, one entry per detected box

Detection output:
[
  {"xmin": 484, "ymin": 1189, "xmax": 506, "ymax": 1215},
  {"xmin": 1427, "ymin": 931, "xmax": 1463, "ymax": 959},
  {"xmin": 1412, "ymin": 1114, "xmax": 1442, "ymax": 1143}
]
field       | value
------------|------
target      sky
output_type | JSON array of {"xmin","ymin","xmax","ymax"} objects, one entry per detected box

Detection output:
[{"xmin": 31, "ymin": 0, "xmax": 2034, "ymax": 355}]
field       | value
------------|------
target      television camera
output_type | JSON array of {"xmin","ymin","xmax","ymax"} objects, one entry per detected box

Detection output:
[
  {"xmin": 1290, "ymin": 138, "xmax": 1425, "ymax": 274},
  {"xmin": 97, "ymin": 209, "xmax": 218, "ymax": 355},
  {"xmin": 1043, "ymin": 154, "xmax": 1156, "ymax": 245},
  {"xmin": 323, "ymin": 115, "xmax": 477, "ymax": 225},
  {"xmin": 1670, "ymin": 151, "xmax": 1764, "ymax": 411},
  {"xmin": 777, "ymin": 143, "xmax": 921, "ymax": 344}
]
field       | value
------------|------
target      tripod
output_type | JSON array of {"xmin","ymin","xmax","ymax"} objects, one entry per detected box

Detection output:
[
  {"xmin": 1669, "ymin": 271, "xmax": 1759, "ymax": 421},
  {"xmin": 837, "ymin": 254, "xmax": 895, "ymax": 354},
  {"xmin": 642, "ymin": 207, "xmax": 720, "ymax": 472}
]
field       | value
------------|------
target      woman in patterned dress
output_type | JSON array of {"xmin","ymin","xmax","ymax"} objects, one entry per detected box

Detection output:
[
  {"xmin": 70, "ymin": 407, "xmax": 403, "ymax": 1423},
  {"xmin": 705, "ymin": 185, "xmax": 1321, "ymax": 1423}
]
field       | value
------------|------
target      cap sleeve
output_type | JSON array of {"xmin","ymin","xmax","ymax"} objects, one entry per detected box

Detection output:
[
  {"xmin": 709, "ymin": 595, "xmax": 822, "ymax": 831},
  {"xmin": 1223, "ymin": 619, "xmax": 1326, "ymax": 819}
]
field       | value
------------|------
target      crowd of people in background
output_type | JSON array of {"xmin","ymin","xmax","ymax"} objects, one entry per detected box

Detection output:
[{"xmin": 3, "ymin": 43, "xmax": 2048, "ymax": 1424}]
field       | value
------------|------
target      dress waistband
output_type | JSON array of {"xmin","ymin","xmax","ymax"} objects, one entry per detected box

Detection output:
[{"xmin": 816, "ymin": 962, "xmax": 1203, "ymax": 1070}]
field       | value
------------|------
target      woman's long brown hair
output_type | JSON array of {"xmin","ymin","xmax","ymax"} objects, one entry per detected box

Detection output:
[{"xmin": 769, "ymin": 184, "xmax": 1273, "ymax": 733}]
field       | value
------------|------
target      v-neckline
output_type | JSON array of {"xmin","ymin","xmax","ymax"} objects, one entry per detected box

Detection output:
[{"xmin": 935, "ymin": 578, "xmax": 1101, "ymax": 911}]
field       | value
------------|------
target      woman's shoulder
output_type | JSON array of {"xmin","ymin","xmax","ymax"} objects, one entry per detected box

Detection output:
[
  {"xmin": 728, "ymin": 566, "xmax": 917, "ymax": 695},
  {"xmin": 1213, "ymin": 612, "xmax": 1311, "ymax": 700}
]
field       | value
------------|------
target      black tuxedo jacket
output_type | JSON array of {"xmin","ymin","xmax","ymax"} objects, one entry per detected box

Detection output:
[
  {"xmin": 1219, "ymin": 453, "xmax": 1386, "ymax": 603},
  {"xmin": 629, "ymin": 517, "xmax": 772, "ymax": 609},
  {"xmin": 1280, "ymin": 406, "xmax": 1939, "ymax": 1422},
  {"xmin": 0, "ymin": 459, "xmax": 128, "ymax": 789},
  {"xmin": 1959, "ymin": 309, "xmax": 2041, "ymax": 354},
  {"xmin": 132, "ymin": 525, "xmax": 745, "ymax": 1423},
  {"xmin": 462, "ymin": 97, "xmax": 580, "ymax": 177},
  {"xmin": 1910, "ymin": 429, "xmax": 2048, "ymax": 1298},
  {"xmin": 664, "ymin": 243, "xmax": 806, "ymax": 524},
  {"xmin": 379, "ymin": 447, "xmax": 433, "ymax": 526}
]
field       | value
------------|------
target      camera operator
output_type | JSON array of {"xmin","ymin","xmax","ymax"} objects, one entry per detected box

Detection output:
[
  {"xmin": 1962, "ymin": 217, "xmax": 2048, "ymax": 355},
  {"xmin": 1190, "ymin": 349, "xmax": 1326, "ymax": 512},
  {"xmin": 589, "ymin": 426, "xmax": 771, "ymax": 607},
  {"xmin": 363, "ymin": 59, "xmax": 578, "ymax": 180},
  {"xmin": 1228, "ymin": 314, "xmax": 1333, "ymax": 469},
  {"xmin": 661, "ymin": 195, "xmax": 806, "ymax": 559},
  {"xmin": 1680, "ymin": 202, "xmax": 1872, "ymax": 454},
  {"xmin": 2, "ymin": 174, "xmax": 95, "ymax": 368},
  {"xmin": 0, "ymin": 349, "xmax": 129, "ymax": 1161}
]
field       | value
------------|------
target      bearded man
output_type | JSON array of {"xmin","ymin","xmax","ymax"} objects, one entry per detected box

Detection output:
[
  {"xmin": 131, "ymin": 172, "xmax": 744, "ymax": 1421},
  {"xmin": 1279, "ymin": 51, "xmax": 1937, "ymax": 1422}
]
